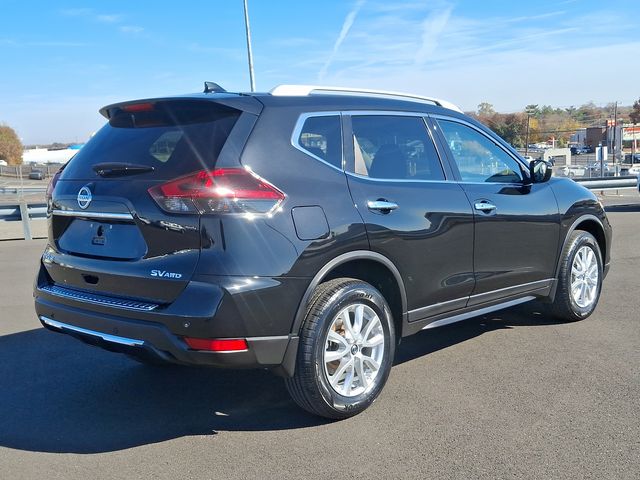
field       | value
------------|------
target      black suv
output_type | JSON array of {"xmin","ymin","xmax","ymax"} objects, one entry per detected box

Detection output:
[{"xmin": 35, "ymin": 84, "xmax": 612, "ymax": 419}]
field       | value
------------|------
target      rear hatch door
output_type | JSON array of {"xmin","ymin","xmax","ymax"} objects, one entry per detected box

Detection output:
[{"xmin": 44, "ymin": 99, "xmax": 249, "ymax": 304}]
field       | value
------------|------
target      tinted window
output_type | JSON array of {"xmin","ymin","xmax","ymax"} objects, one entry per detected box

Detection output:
[
  {"xmin": 351, "ymin": 115, "xmax": 444, "ymax": 181},
  {"xmin": 61, "ymin": 101, "xmax": 240, "ymax": 181},
  {"xmin": 297, "ymin": 115, "xmax": 342, "ymax": 169},
  {"xmin": 437, "ymin": 120, "xmax": 523, "ymax": 183}
]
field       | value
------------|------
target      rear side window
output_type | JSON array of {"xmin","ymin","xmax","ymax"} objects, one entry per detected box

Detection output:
[
  {"xmin": 296, "ymin": 115, "xmax": 343, "ymax": 169},
  {"xmin": 350, "ymin": 115, "xmax": 444, "ymax": 181},
  {"xmin": 61, "ymin": 101, "xmax": 240, "ymax": 180}
]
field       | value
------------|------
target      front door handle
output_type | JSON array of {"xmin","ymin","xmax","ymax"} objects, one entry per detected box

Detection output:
[
  {"xmin": 367, "ymin": 199, "xmax": 399, "ymax": 213},
  {"xmin": 474, "ymin": 201, "xmax": 497, "ymax": 212}
]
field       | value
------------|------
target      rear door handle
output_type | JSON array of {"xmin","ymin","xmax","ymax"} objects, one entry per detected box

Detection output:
[
  {"xmin": 367, "ymin": 200, "xmax": 399, "ymax": 213},
  {"xmin": 474, "ymin": 201, "xmax": 497, "ymax": 212}
]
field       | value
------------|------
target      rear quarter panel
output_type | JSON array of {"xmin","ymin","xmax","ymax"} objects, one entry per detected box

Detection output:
[{"xmin": 196, "ymin": 105, "xmax": 369, "ymax": 279}]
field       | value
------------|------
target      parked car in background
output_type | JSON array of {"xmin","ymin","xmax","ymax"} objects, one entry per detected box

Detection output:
[
  {"xmin": 627, "ymin": 164, "xmax": 640, "ymax": 176},
  {"xmin": 560, "ymin": 165, "xmax": 587, "ymax": 178},
  {"xmin": 28, "ymin": 169, "xmax": 44, "ymax": 180},
  {"xmin": 587, "ymin": 162, "xmax": 612, "ymax": 176},
  {"xmin": 572, "ymin": 146, "xmax": 590, "ymax": 155},
  {"xmin": 0, "ymin": 160, "xmax": 7, "ymax": 166},
  {"xmin": 34, "ymin": 83, "xmax": 612, "ymax": 419},
  {"xmin": 621, "ymin": 153, "xmax": 640, "ymax": 175}
]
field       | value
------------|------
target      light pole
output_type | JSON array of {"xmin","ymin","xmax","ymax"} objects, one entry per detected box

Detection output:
[
  {"xmin": 243, "ymin": 0, "xmax": 256, "ymax": 92},
  {"xmin": 524, "ymin": 105, "xmax": 538, "ymax": 156},
  {"xmin": 525, "ymin": 114, "xmax": 531, "ymax": 157}
]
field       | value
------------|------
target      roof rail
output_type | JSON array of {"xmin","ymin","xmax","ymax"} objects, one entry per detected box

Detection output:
[{"xmin": 269, "ymin": 84, "xmax": 462, "ymax": 113}]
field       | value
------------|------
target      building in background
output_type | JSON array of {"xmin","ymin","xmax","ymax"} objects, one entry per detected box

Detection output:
[
  {"xmin": 586, "ymin": 127, "xmax": 606, "ymax": 149},
  {"xmin": 22, "ymin": 145, "xmax": 83, "ymax": 164},
  {"xmin": 623, "ymin": 124, "xmax": 639, "ymax": 152},
  {"xmin": 570, "ymin": 128, "xmax": 587, "ymax": 146}
]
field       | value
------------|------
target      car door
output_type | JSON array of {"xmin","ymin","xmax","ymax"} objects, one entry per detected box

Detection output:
[
  {"xmin": 343, "ymin": 113, "xmax": 475, "ymax": 320},
  {"xmin": 430, "ymin": 116, "xmax": 560, "ymax": 306}
]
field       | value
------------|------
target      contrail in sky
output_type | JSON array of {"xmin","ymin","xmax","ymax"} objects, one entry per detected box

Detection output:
[{"xmin": 318, "ymin": 0, "xmax": 365, "ymax": 82}]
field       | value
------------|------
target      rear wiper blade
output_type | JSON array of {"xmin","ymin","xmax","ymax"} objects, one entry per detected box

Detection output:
[{"xmin": 93, "ymin": 162, "xmax": 154, "ymax": 177}]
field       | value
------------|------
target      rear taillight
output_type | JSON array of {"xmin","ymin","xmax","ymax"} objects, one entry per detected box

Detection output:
[
  {"xmin": 148, "ymin": 167, "xmax": 285, "ymax": 215},
  {"xmin": 45, "ymin": 169, "xmax": 63, "ymax": 203},
  {"xmin": 184, "ymin": 337, "xmax": 248, "ymax": 352}
]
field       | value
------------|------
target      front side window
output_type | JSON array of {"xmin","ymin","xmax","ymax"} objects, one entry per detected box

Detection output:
[
  {"xmin": 436, "ymin": 119, "xmax": 523, "ymax": 183},
  {"xmin": 351, "ymin": 115, "xmax": 445, "ymax": 181},
  {"xmin": 297, "ymin": 115, "xmax": 343, "ymax": 169}
]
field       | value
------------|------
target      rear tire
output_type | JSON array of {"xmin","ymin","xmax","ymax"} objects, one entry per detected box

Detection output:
[
  {"xmin": 549, "ymin": 230, "xmax": 603, "ymax": 322},
  {"xmin": 285, "ymin": 278, "xmax": 395, "ymax": 419}
]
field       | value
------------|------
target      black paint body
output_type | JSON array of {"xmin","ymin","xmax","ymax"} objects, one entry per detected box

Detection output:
[{"xmin": 34, "ymin": 92, "xmax": 612, "ymax": 375}]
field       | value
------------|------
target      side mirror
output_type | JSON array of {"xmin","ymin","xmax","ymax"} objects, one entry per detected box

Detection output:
[{"xmin": 529, "ymin": 159, "xmax": 552, "ymax": 183}]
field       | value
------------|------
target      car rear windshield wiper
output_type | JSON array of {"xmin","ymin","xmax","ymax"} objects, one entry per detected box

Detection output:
[{"xmin": 92, "ymin": 162, "xmax": 154, "ymax": 177}]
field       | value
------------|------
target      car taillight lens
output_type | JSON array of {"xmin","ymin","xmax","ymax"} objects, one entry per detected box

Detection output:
[
  {"xmin": 148, "ymin": 167, "xmax": 285, "ymax": 215},
  {"xmin": 45, "ymin": 169, "xmax": 63, "ymax": 203},
  {"xmin": 184, "ymin": 337, "xmax": 248, "ymax": 352}
]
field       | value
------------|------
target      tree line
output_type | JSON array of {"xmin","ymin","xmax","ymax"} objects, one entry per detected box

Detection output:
[
  {"xmin": 468, "ymin": 99, "xmax": 640, "ymax": 148},
  {"xmin": 2, "ymin": 99, "xmax": 640, "ymax": 164}
]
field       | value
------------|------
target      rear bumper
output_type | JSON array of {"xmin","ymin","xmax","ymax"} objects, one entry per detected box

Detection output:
[
  {"xmin": 36, "ymin": 299, "xmax": 298, "ymax": 370},
  {"xmin": 33, "ymin": 263, "xmax": 305, "ymax": 375},
  {"xmin": 37, "ymin": 311, "xmax": 297, "ymax": 370}
]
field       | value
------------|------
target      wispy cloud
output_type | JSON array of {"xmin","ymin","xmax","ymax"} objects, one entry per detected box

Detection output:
[
  {"xmin": 270, "ymin": 37, "xmax": 319, "ymax": 48},
  {"xmin": 60, "ymin": 8, "xmax": 142, "ymax": 35},
  {"xmin": 60, "ymin": 8, "xmax": 92, "ymax": 17},
  {"xmin": 274, "ymin": 1, "xmax": 639, "ymax": 111},
  {"xmin": 0, "ymin": 38, "xmax": 89, "ymax": 48},
  {"xmin": 61, "ymin": 8, "xmax": 121, "ymax": 23},
  {"xmin": 414, "ymin": 6, "xmax": 453, "ymax": 65},
  {"xmin": 119, "ymin": 25, "xmax": 144, "ymax": 34},
  {"xmin": 26, "ymin": 41, "xmax": 90, "ymax": 47},
  {"xmin": 96, "ymin": 14, "xmax": 123, "ymax": 24},
  {"xmin": 188, "ymin": 43, "xmax": 244, "ymax": 61},
  {"xmin": 318, "ymin": 0, "xmax": 365, "ymax": 81}
]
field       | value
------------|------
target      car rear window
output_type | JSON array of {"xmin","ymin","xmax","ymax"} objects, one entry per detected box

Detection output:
[{"xmin": 60, "ymin": 101, "xmax": 240, "ymax": 181}]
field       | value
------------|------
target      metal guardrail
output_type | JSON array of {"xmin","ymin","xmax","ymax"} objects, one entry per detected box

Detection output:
[
  {"xmin": 0, "ymin": 176, "xmax": 637, "ymax": 240},
  {"xmin": 0, "ymin": 203, "xmax": 47, "ymax": 240},
  {"xmin": 0, "ymin": 203, "xmax": 47, "ymax": 221},
  {"xmin": 574, "ymin": 176, "xmax": 639, "ymax": 191},
  {"xmin": 0, "ymin": 186, "xmax": 47, "ymax": 195}
]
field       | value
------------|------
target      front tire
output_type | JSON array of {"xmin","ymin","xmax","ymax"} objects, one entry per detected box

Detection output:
[
  {"xmin": 285, "ymin": 278, "xmax": 395, "ymax": 419},
  {"xmin": 549, "ymin": 230, "xmax": 603, "ymax": 321}
]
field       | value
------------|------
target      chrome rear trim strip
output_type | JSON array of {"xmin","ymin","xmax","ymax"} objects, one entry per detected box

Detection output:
[
  {"xmin": 422, "ymin": 296, "xmax": 535, "ymax": 330},
  {"xmin": 40, "ymin": 316, "xmax": 144, "ymax": 347},
  {"xmin": 52, "ymin": 209, "xmax": 134, "ymax": 221},
  {"xmin": 39, "ymin": 284, "xmax": 159, "ymax": 312}
]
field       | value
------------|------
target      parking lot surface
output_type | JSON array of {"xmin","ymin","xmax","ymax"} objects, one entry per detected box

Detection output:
[{"xmin": 0, "ymin": 204, "xmax": 638, "ymax": 479}]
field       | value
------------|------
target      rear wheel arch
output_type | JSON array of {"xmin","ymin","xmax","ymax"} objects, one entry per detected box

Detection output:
[{"xmin": 291, "ymin": 251, "xmax": 407, "ymax": 340}]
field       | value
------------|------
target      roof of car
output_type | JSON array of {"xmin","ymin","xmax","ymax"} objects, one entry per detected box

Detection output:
[{"xmin": 100, "ymin": 84, "xmax": 465, "ymax": 118}]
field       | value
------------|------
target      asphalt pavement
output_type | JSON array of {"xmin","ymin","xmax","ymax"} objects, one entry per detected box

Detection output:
[{"xmin": 0, "ymin": 204, "xmax": 639, "ymax": 479}]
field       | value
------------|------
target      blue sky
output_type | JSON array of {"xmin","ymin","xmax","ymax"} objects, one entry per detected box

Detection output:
[{"xmin": 1, "ymin": 0, "xmax": 638, "ymax": 144}]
